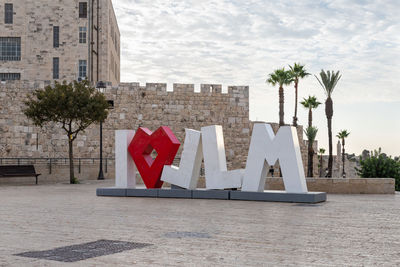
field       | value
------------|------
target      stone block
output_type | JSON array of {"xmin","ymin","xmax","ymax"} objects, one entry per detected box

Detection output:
[
  {"xmin": 158, "ymin": 189, "xmax": 192, "ymax": 198},
  {"xmin": 96, "ymin": 188, "xmax": 126, "ymax": 197},
  {"xmin": 126, "ymin": 188, "xmax": 159, "ymax": 197},
  {"xmin": 230, "ymin": 190, "xmax": 326, "ymax": 203},
  {"xmin": 192, "ymin": 190, "xmax": 230, "ymax": 200}
]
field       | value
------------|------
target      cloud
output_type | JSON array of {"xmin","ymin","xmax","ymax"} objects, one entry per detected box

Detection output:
[
  {"xmin": 113, "ymin": 0, "xmax": 398, "ymax": 98},
  {"xmin": 112, "ymin": 0, "xmax": 400, "ymax": 155}
]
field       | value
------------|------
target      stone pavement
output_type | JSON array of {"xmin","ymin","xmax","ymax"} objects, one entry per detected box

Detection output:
[{"xmin": 0, "ymin": 180, "xmax": 399, "ymax": 266}]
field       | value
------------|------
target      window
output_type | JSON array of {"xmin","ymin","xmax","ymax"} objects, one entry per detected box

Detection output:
[
  {"xmin": 78, "ymin": 60, "xmax": 87, "ymax": 79},
  {"xmin": 53, "ymin": 57, "xmax": 59, "ymax": 79},
  {"xmin": 53, "ymin": 26, "xmax": 59, "ymax": 48},
  {"xmin": 0, "ymin": 37, "xmax": 21, "ymax": 61},
  {"xmin": 79, "ymin": 2, "xmax": 87, "ymax": 18},
  {"xmin": 0, "ymin": 73, "xmax": 20, "ymax": 81},
  {"xmin": 5, "ymin": 3, "xmax": 13, "ymax": 24},
  {"xmin": 79, "ymin": 27, "xmax": 87, "ymax": 43}
]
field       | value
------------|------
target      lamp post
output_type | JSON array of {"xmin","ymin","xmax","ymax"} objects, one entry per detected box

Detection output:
[{"xmin": 96, "ymin": 81, "xmax": 106, "ymax": 180}]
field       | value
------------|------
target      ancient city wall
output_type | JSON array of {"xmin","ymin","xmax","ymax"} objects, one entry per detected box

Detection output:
[
  {"xmin": 0, "ymin": 80, "xmax": 328, "ymax": 180},
  {"xmin": 0, "ymin": 81, "xmax": 250, "ymax": 171}
]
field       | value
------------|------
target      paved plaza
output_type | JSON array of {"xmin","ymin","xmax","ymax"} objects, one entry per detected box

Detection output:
[{"xmin": 0, "ymin": 180, "xmax": 399, "ymax": 266}]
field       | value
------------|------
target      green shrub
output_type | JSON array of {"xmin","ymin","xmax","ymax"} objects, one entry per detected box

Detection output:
[{"xmin": 356, "ymin": 148, "xmax": 400, "ymax": 191}]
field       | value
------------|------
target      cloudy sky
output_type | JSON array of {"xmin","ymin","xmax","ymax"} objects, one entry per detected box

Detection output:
[{"xmin": 112, "ymin": 0, "xmax": 400, "ymax": 156}]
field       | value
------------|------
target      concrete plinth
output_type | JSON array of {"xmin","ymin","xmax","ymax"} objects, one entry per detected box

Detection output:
[
  {"xmin": 96, "ymin": 188, "xmax": 126, "ymax": 197},
  {"xmin": 97, "ymin": 187, "xmax": 326, "ymax": 203},
  {"xmin": 230, "ymin": 190, "xmax": 326, "ymax": 203},
  {"xmin": 158, "ymin": 189, "xmax": 192, "ymax": 198},
  {"xmin": 192, "ymin": 189, "xmax": 230, "ymax": 200},
  {"xmin": 126, "ymin": 188, "xmax": 159, "ymax": 197}
]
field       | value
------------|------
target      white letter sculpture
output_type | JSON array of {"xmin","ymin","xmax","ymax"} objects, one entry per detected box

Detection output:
[
  {"xmin": 201, "ymin": 125, "xmax": 243, "ymax": 189},
  {"xmin": 161, "ymin": 129, "xmax": 203, "ymax": 189},
  {"xmin": 242, "ymin": 123, "xmax": 308, "ymax": 193},
  {"xmin": 115, "ymin": 130, "xmax": 137, "ymax": 188}
]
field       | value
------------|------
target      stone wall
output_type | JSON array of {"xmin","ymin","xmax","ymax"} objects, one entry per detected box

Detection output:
[
  {"xmin": 0, "ymin": 80, "xmax": 327, "ymax": 180},
  {"xmin": 266, "ymin": 178, "xmax": 395, "ymax": 194},
  {"xmin": 0, "ymin": 81, "xmax": 250, "ymax": 170}
]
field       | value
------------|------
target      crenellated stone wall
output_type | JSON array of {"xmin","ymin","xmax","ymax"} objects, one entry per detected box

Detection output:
[
  {"xmin": 0, "ymin": 80, "xmax": 324, "ymax": 177},
  {"xmin": 0, "ymin": 81, "xmax": 250, "ymax": 170}
]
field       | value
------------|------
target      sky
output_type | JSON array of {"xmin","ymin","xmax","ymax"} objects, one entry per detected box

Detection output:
[{"xmin": 112, "ymin": 0, "xmax": 400, "ymax": 157}]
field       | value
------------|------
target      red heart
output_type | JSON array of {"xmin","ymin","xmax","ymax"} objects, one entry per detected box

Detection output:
[{"xmin": 128, "ymin": 126, "xmax": 180, "ymax": 188}]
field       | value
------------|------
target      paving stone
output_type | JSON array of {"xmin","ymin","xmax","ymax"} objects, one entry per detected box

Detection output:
[
  {"xmin": 1, "ymin": 180, "xmax": 399, "ymax": 266},
  {"xmin": 164, "ymin": 231, "xmax": 211, "ymax": 239}
]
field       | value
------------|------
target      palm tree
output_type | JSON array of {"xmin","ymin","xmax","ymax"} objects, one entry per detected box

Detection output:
[
  {"xmin": 289, "ymin": 63, "xmax": 310, "ymax": 127},
  {"xmin": 318, "ymin": 148, "xmax": 325, "ymax": 177},
  {"xmin": 304, "ymin": 126, "xmax": 318, "ymax": 177},
  {"xmin": 315, "ymin": 70, "xmax": 342, "ymax": 177},
  {"xmin": 267, "ymin": 68, "xmax": 293, "ymax": 126},
  {"xmin": 336, "ymin": 130, "xmax": 350, "ymax": 177},
  {"xmin": 300, "ymin": 95, "xmax": 321, "ymax": 128}
]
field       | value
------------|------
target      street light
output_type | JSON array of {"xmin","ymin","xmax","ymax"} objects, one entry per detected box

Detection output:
[{"xmin": 96, "ymin": 81, "xmax": 106, "ymax": 180}]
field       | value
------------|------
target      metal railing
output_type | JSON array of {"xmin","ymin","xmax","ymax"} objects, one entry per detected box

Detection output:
[
  {"xmin": 0, "ymin": 158, "xmax": 114, "ymax": 174},
  {"xmin": 0, "ymin": 157, "xmax": 206, "ymax": 176}
]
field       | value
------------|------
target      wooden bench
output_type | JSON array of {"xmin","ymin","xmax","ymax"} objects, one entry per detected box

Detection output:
[{"xmin": 0, "ymin": 165, "xmax": 41, "ymax": 184}]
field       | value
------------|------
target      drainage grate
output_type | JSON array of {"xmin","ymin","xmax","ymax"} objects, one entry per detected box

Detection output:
[
  {"xmin": 15, "ymin": 239, "xmax": 152, "ymax": 263},
  {"xmin": 164, "ymin": 231, "xmax": 211, "ymax": 239}
]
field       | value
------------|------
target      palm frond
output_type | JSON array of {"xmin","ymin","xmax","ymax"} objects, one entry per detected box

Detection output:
[
  {"xmin": 315, "ymin": 69, "xmax": 342, "ymax": 97},
  {"xmin": 266, "ymin": 67, "xmax": 293, "ymax": 87},
  {"xmin": 301, "ymin": 95, "xmax": 321, "ymax": 109},
  {"xmin": 304, "ymin": 126, "xmax": 318, "ymax": 144},
  {"xmin": 336, "ymin": 129, "xmax": 350, "ymax": 139},
  {"xmin": 289, "ymin": 63, "xmax": 310, "ymax": 79}
]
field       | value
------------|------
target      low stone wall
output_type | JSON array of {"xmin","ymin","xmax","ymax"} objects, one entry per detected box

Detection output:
[
  {"xmin": 1, "ymin": 164, "xmax": 394, "ymax": 195},
  {"xmin": 266, "ymin": 178, "xmax": 395, "ymax": 194}
]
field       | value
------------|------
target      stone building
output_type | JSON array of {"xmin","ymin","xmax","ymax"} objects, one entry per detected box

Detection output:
[{"xmin": 0, "ymin": 0, "xmax": 120, "ymax": 85}]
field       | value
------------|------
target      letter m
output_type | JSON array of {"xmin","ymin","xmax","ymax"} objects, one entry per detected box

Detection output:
[{"xmin": 241, "ymin": 123, "xmax": 308, "ymax": 193}]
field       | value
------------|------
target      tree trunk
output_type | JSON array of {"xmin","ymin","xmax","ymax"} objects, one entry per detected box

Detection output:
[
  {"xmin": 68, "ymin": 137, "xmax": 75, "ymax": 184},
  {"xmin": 307, "ymin": 143, "xmax": 314, "ymax": 177},
  {"xmin": 292, "ymin": 80, "xmax": 298, "ymax": 127},
  {"xmin": 319, "ymin": 154, "xmax": 323, "ymax": 177},
  {"xmin": 308, "ymin": 108, "xmax": 312, "ymax": 128},
  {"xmin": 279, "ymin": 85, "xmax": 284, "ymax": 126},
  {"xmin": 325, "ymin": 97, "xmax": 333, "ymax": 177},
  {"xmin": 342, "ymin": 139, "xmax": 345, "ymax": 177}
]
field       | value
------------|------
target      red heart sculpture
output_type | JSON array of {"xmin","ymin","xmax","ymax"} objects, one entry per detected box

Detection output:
[{"xmin": 128, "ymin": 126, "xmax": 180, "ymax": 188}]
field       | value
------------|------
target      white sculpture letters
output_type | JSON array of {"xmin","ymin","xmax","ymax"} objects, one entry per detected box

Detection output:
[
  {"xmin": 115, "ymin": 130, "xmax": 137, "ymax": 188},
  {"xmin": 241, "ymin": 124, "xmax": 308, "ymax": 193},
  {"xmin": 201, "ymin": 125, "xmax": 243, "ymax": 189},
  {"xmin": 161, "ymin": 129, "xmax": 203, "ymax": 189},
  {"xmin": 115, "ymin": 123, "xmax": 308, "ymax": 193}
]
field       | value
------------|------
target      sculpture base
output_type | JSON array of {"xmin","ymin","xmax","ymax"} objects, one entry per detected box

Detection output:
[
  {"xmin": 230, "ymin": 190, "xmax": 326, "ymax": 203},
  {"xmin": 97, "ymin": 187, "xmax": 326, "ymax": 203}
]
